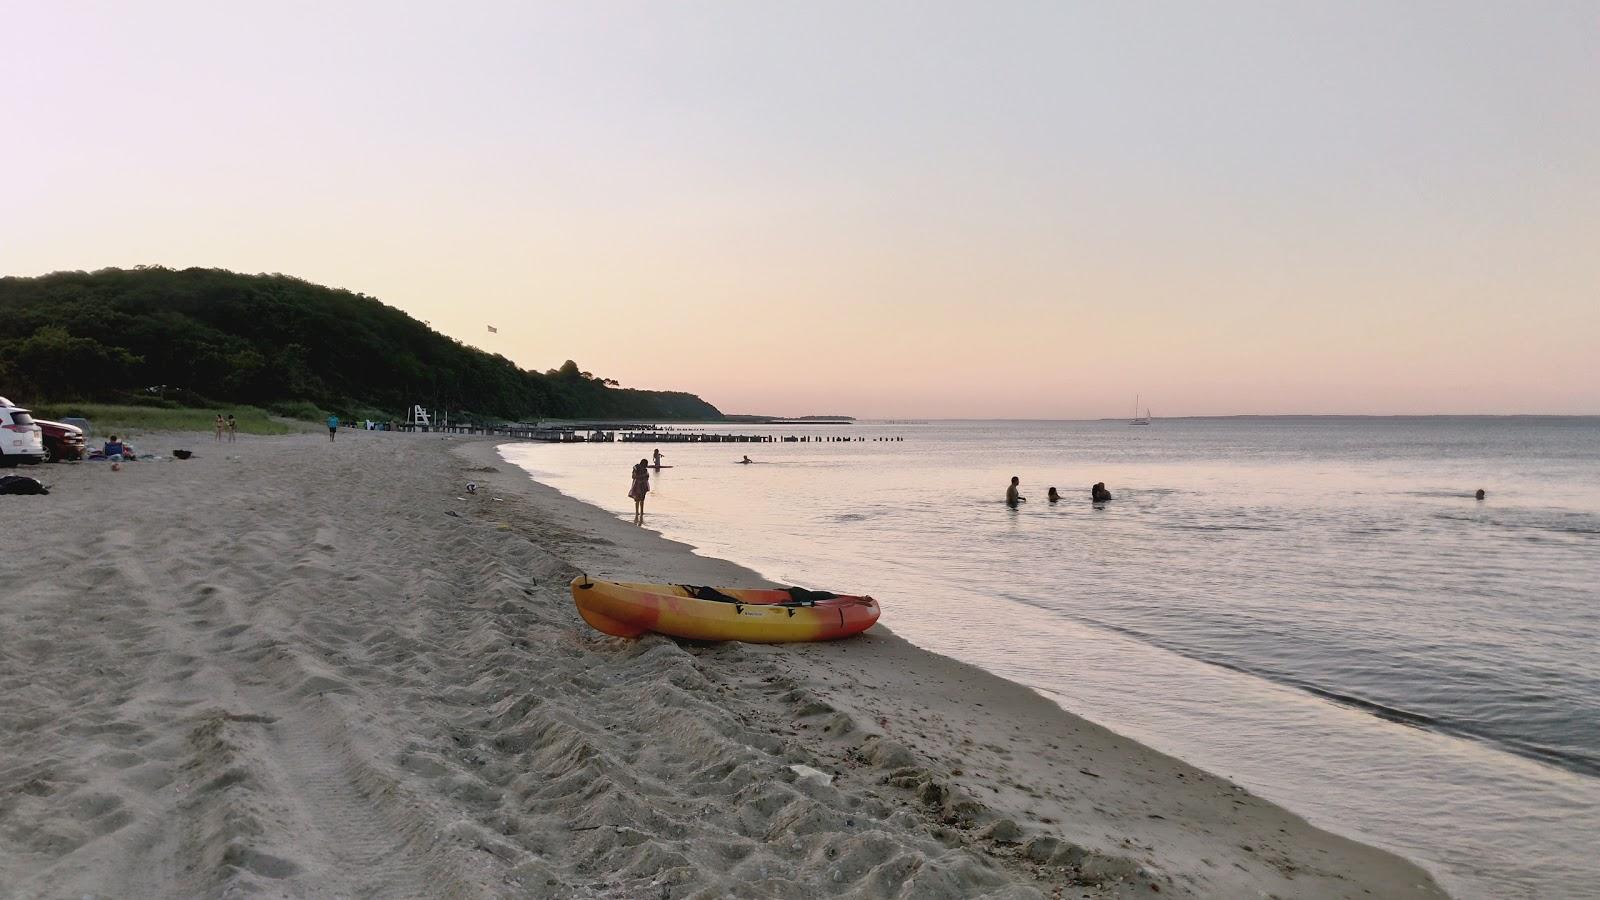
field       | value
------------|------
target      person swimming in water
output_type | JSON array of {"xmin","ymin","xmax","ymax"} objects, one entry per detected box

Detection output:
[
  {"xmin": 740, "ymin": 455, "xmax": 752, "ymax": 464},
  {"xmin": 1091, "ymin": 482, "xmax": 1112, "ymax": 503},
  {"xmin": 1047, "ymin": 487, "xmax": 1062, "ymax": 503},
  {"xmin": 1475, "ymin": 488, "xmax": 1486, "ymax": 500},
  {"xmin": 1006, "ymin": 476, "xmax": 1025, "ymax": 508}
]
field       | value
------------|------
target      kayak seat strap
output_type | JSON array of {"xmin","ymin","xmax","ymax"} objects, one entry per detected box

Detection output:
[{"xmin": 679, "ymin": 584, "xmax": 742, "ymax": 603}]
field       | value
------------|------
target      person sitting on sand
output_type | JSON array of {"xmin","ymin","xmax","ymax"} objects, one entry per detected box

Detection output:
[
  {"xmin": 1047, "ymin": 487, "xmax": 1062, "ymax": 503},
  {"xmin": 102, "ymin": 435, "xmax": 125, "ymax": 462},
  {"xmin": 1006, "ymin": 476, "xmax": 1025, "ymax": 508},
  {"xmin": 629, "ymin": 459, "xmax": 651, "ymax": 524},
  {"xmin": 1092, "ymin": 482, "xmax": 1112, "ymax": 503}
]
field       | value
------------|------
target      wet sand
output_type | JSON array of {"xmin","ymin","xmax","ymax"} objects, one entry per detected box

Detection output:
[{"xmin": 0, "ymin": 430, "xmax": 1446, "ymax": 898}]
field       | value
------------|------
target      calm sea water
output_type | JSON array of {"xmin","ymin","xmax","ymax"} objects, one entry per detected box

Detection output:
[{"xmin": 502, "ymin": 417, "xmax": 1600, "ymax": 899}]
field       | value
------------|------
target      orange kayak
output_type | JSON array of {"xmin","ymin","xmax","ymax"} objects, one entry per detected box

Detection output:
[{"xmin": 569, "ymin": 577, "xmax": 880, "ymax": 643}]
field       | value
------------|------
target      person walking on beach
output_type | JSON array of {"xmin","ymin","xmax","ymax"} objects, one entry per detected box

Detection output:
[
  {"xmin": 327, "ymin": 414, "xmax": 340, "ymax": 442},
  {"xmin": 652, "ymin": 448, "xmax": 663, "ymax": 468},
  {"xmin": 226, "ymin": 414, "xmax": 237, "ymax": 442},
  {"xmin": 629, "ymin": 458, "xmax": 651, "ymax": 524},
  {"xmin": 1006, "ymin": 476, "xmax": 1025, "ymax": 508},
  {"xmin": 214, "ymin": 414, "xmax": 225, "ymax": 442}
]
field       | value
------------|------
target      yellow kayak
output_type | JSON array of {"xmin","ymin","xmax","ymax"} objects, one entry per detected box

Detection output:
[{"xmin": 569, "ymin": 576, "xmax": 879, "ymax": 643}]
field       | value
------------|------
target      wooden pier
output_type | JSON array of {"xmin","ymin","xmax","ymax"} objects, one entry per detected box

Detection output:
[
  {"xmin": 388, "ymin": 422, "xmax": 903, "ymax": 443},
  {"xmin": 619, "ymin": 431, "xmax": 771, "ymax": 443},
  {"xmin": 392, "ymin": 422, "xmax": 589, "ymax": 442}
]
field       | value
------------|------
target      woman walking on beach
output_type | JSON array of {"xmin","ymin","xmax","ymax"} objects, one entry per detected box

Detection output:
[{"xmin": 629, "ymin": 458, "xmax": 651, "ymax": 524}]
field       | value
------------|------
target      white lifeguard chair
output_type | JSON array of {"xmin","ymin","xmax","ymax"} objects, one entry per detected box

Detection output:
[{"xmin": 408, "ymin": 405, "xmax": 433, "ymax": 429}]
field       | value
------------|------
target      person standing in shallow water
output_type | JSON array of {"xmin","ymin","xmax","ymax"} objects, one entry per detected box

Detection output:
[
  {"xmin": 1006, "ymin": 476, "xmax": 1025, "ymax": 508},
  {"xmin": 629, "ymin": 458, "xmax": 651, "ymax": 524},
  {"xmin": 652, "ymin": 448, "xmax": 663, "ymax": 468}
]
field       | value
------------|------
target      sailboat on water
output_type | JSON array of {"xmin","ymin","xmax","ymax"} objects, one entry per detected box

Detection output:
[{"xmin": 1130, "ymin": 395, "xmax": 1152, "ymax": 426}]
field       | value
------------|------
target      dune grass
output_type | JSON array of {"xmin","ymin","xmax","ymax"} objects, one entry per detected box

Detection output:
[{"xmin": 29, "ymin": 403, "xmax": 317, "ymax": 436}]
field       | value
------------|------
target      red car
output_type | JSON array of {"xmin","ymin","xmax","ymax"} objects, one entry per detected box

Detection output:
[{"xmin": 35, "ymin": 419, "xmax": 87, "ymax": 462}]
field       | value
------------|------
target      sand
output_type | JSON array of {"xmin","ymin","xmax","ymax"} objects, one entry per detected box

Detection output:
[{"xmin": 0, "ymin": 430, "xmax": 1448, "ymax": 898}]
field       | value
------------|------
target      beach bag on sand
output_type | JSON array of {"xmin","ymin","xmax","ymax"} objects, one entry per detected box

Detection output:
[{"xmin": 0, "ymin": 475, "xmax": 49, "ymax": 495}]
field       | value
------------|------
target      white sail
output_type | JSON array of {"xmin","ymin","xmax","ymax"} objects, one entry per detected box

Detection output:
[{"xmin": 1131, "ymin": 394, "xmax": 1151, "ymax": 425}]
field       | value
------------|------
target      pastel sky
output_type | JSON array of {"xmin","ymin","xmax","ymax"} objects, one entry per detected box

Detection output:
[{"xmin": 3, "ymin": 2, "xmax": 1596, "ymax": 417}]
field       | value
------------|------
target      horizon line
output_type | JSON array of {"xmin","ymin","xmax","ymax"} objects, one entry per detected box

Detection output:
[{"xmin": 722, "ymin": 413, "xmax": 1600, "ymax": 423}]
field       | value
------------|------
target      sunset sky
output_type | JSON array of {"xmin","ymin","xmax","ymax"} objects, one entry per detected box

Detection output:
[{"xmin": 3, "ymin": 2, "xmax": 1595, "ymax": 418}]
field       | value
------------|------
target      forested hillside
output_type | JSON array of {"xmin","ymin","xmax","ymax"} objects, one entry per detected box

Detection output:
[{"xmin": 0, "ymin": 267, "xmax": 722, "ymax": 421}]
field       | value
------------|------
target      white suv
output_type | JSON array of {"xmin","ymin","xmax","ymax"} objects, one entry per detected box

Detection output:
[{"xmin": 0, "ymin": 396, "xmax": 47, "ymax": 466}]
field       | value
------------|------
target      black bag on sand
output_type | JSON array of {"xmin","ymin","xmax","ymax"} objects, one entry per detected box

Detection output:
[{"xmin": 0, "ymin": 475, "xmax": 49, "ymax": 495}]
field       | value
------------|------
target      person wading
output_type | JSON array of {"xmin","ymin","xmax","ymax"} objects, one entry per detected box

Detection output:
[{"xmin": 629, "ymin": 458, "xmax": 651, "ymax": 524}]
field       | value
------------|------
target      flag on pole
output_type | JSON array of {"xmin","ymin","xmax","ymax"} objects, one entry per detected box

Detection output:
[{"xmin": 487, "ymin": 325, "xmax": 498, "ymax": 333}]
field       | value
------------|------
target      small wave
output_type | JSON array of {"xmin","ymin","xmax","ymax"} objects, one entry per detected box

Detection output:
[
  {"xmin": 999, "ymin": 602, "xmax": 1600, "ymax": 779},
  {"xmin": 1297, "ymin": 685, "xmax": 1438, "ymax": 728},
  {"xmin": 1433, "ymin": 511, "xmax": 1600, "ymax": 536},
  {"xmin": 1285, "ymin": 679, "xmax": 1600, "ymax": 776},
  {"xmin": 1164, "ymin": 522, "xmax": 1289, "ymax": 532}
]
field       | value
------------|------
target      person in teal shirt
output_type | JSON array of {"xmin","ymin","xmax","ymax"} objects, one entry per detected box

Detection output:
[{"xmin": 327, "ymin": 414, "xmax": 340, "ymax": 442}]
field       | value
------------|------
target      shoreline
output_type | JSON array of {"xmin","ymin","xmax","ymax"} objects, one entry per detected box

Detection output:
[
  {"xmin": 0, "ymin": 430, "xmax": 1447, "ymax": 898},
  {"xmin": 475, "ymin": 439, "xmax": 1449, "ymax": 897}
]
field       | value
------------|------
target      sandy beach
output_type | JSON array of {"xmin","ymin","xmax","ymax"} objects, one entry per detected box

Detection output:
[{"xmin": 0, "ymin": 430, "xmax": 1447, "ymax": 899}]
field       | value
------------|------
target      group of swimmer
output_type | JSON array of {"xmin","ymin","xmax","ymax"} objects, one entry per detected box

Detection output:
[
  {"xmin": 1002, "ymin": 478, "xmax": 1487, "ymax": 510},
  {"xmin": 1007, "ymin": 476, "xmax": 1113, "ymax": 508}
]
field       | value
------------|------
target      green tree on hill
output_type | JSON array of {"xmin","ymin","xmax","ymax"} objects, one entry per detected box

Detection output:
[
  {"xmin": 1, "ymin": 326, "xmax": 142, "ymax": 400},
  {"xmin": 0, "ymin": 267, "xmax": 723, "ymax": 421}
]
